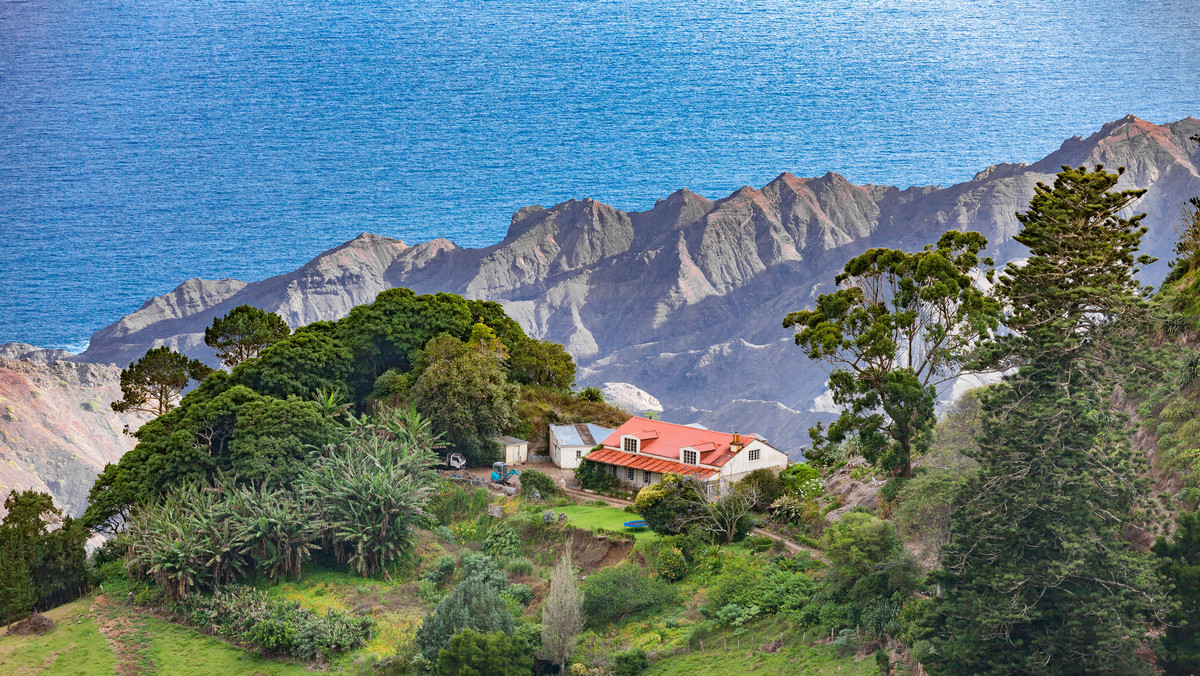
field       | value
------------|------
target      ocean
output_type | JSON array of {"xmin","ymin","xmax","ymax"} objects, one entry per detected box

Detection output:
[{"xmin": 2, "ymin": 0, "xmax": 1199, "ymax": 351}]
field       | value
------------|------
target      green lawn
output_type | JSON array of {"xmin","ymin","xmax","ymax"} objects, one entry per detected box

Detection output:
[
  {"xmin": 0, "ymin": 599, "xmax": 116, "ymax": 676},
  {"xmin": 556, "ymin": 504, "xmax": 660, "ymax": 541},
  {"xmin": 145, "ymin": 617, "xmax": 311, "ymax": 676},
  {"xmin": 644, "ymin": 621, "xmax": 880, "ymax": 676}
]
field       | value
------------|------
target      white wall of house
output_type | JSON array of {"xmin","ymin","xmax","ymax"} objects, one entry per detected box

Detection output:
[
  {"xmin": 549, "ymin": 429, "xmax": 591, "ymax": 470},
  {"xmin": 717, "ymin": 440, "xmax": 789, "ymax": 484}
]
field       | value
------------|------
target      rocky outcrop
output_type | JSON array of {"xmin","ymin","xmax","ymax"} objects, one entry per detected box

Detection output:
[
  {"xmin": 0, "ymin": 357, "xmax": 148, "ymax": 517},
  {"xmin": 28, "ymin": 117, "xmax": 1200, "ymax": 466}
]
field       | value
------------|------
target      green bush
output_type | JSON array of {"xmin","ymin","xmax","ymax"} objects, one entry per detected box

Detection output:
[
  {"xmin": 505, "ymin": 558, "xmax": 533, "ymax": 577},
  {"xmin": 482, "ymin": 525, "xmax": 520, "ymax": 559},
  {"xmin": 657, "ymin": 547, "xmax": 688, "ymax": 582},
  {"xmin": 416, "ymin": 577, "xmax": 515, "ymax": 663},
  {"xmin": 582, "ymin": 564, "xmax": 675, "ymax": 625},
  {"xmin": 612, "ymin": 648, "xmax": 650, "ymax": 676},
  {"xmin": 577, "ymin": 387, "xmax": 605, "ymax": 403},
  {"xmin": 458, "ymin": 553, "xmax": 509, "ymax": 590},
  {"xmin": 737, "ymin": 468, "xmax": 784, "ymax": 509},
  {"xmin": 742, "ymin": 535, "xmax": 774, "ymax": 553},
  {"xmin": 436, "ymin": 628, "xmax": 533, "ymax": 676},
  {"xmin": 821, "ymin": 512, "xmax": 903, "ymax": 582},
  {"xmin": 502, "ymin": 583, "xmax": 532, "ymax": 605},
  {"xmin": 172, "ymin": 586, "xmax": 371, "ymax": 659},
  {"xmin": 576, "ymin": 459, "xmax": 617, "ymax": 492},
  {"xmin": 424, "ymin": 555, "xmax": 457, "ymax": 586},
  {"xmin": 779, "ymin": 463, "xmax": 824, "ymax": 499},
  {"xmin": 519, "ymin": 470, "xmax": 560, "ymax": 499}
]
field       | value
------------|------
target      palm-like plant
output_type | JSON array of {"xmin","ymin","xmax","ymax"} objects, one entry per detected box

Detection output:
[{"xmin": 304, "ymin": 408, "xmax": 440, "ymax": 577}]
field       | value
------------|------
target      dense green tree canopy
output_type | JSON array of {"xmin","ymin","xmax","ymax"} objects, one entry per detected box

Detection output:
[
  {"xmin": 204, "ymin": 304, "xmax": 291, "ymax": 369},
  {"xmin": 86, "ymin": 287, "xmax": 566, "ymax": 533},
  {"xmin": 919, "ymin": 167, "xmax": 1162, "ymax": 675},
  {"xmin": 784, "ymin": 230, "xmax": 1000, "ymax": 476},
  {"xmin": 0, "ymin": 491, "xmax": 88, "ymax": 623},
  {"xmin": 112, "ymin": 346, "xmax": 215, "ymax": 417},
  {"xmin": 410, "ymin": 331, "xmax": 520, "ymax": 466}
]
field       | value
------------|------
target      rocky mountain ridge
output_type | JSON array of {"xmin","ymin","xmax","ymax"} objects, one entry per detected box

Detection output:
[{"xmin": 2, "ymin": 115, "xmax": 1198, "ymax": 514}]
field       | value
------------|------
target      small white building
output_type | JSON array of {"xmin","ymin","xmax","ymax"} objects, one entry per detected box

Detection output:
[
  {"xmin": 496, "ymin": 436, "xmax": 529, "ymax": 465},
  {"xmin": 549, "ymin": 423, "xmax": 615, "ymax": 470}
]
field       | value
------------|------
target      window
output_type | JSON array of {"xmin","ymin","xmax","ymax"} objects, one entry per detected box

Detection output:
[
  {"xmin": 643, "ymin": 470, "xmax": 651, "ymax": 484},
  {"xmin": 623, "ymin": 437, "xmax": 639, "ymax": 453},
  {"xmin": 627, "ymin": 468, "xmax": 635, "ymax": 481},
  {"xmin": 748, "ymin": 448, "xmax": 760, "ymax": 461},
  {"xmin": 682, "ymin": 449, "xmax": 698, "ymax": 465},
  {"xmin": 576, "ymin": 449, "xmax": 582, "ymax": 459}
]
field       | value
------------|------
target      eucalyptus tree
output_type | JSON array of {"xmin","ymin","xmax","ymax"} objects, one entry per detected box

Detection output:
[{"xmin": 784, "ymin": 230, "xmax": 1001, "ymax": 476}]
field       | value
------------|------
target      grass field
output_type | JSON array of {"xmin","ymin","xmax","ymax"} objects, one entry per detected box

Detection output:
[
  {"xmin": 0, "ymin": 596, "xmax": 313, "ymax": 675},
  {"xmin": 555, "ymin": 504, "xmax": 660, "ymax": 541},
  {"xmin": 0, "ymin": 599, "xmax": 116, "ymax": 676},
  {"xmin": 644, "ymin": 619, "xmax": 881, "ymax": 676}
]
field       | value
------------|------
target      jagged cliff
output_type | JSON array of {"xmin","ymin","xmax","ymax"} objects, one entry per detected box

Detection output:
[
  {"xmin": 0, "ymin": 354, "xmax": 148, "ymax": 517},
  {"xmin": 2, "ymin": 116, "xmax": 1198, "ymax": 511}
]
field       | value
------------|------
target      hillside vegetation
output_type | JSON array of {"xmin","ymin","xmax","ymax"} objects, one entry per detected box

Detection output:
[{"xmin": 7, "ymin": 164, "xmax": 1200, "ymax": 674}]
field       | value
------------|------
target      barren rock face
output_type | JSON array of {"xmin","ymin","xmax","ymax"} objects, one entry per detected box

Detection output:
[
  {"xmin": 2, "ymin": 117, "xmax": 1197, "ymax": 511},
  {"xmin": 0, "ymin": 357, "xmax": 148, "ymax": 517}
]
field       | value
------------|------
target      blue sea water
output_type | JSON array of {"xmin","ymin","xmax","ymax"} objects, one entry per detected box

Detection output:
[{"xmin": 2, "ymin": 0, "xmax": 1199, "ymax": 351}]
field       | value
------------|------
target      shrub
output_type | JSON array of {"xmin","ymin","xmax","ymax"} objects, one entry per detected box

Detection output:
[
  {"xmin": 424, "ymin": 555, "xmax": 457, "ymax": 586},
  {"xmin": 482, "ymin": 525, "xmax": 520, "ymax": 559},
  {"xmin": 577, "ymin": 387, "xmax": 605, "ymax": 403},
  {"xmin": 742, "ymin": 535, "xmax": 774, "ymax": 553},
  {"xmin": 458, "ymin": 553, "xmax": 509, "ymax": 590},
  {"xmin": 779, "ymin": 463, "xmax": 824, "ymax": 500},
  {"xmin": 737, "ymin": 468, "xmax": 784, "ymax": 509},
  {"xmin": 833, "ymin": 628, "xmax": 858, "ymax": 657},
  {"xmin": 581, "ymin": 564, "xmax": 675, "ymax": 625},
  {"xmin": 576, "ymin": 459, "xmax": 617, "ymax": 492},
  {"xmin": 433, "ymin": 525, "xmax": 456, "ymax": 544},
  {"xmin": 632, "ymin": 473, "xmax": 708, "ymax": 535},
  {"xmin": 502, "ymin": 583, "xmax": 533, "ymax": 605},
  {"xmin": 416, "ymin": 578, "xmax": 515, "ymax": 663},
  {"xmin": 657, "ymin": 547, "xmax": 688, "ymax": 582},
  {"xmin": 520, "ymin": 470, "xmax": 561, "ymax": 499},
  {"xmin": 612, "ymin": 648, "xmax": 650, "ymax": 676},
  {"xmin": 821, "ymin": 512, "xmax": 903, "ymax": 582},
  {"xmin": 714, "ymin": 603, "xmax": 761, "ymax": 632},
  {"xmin": 418, "ymin": 579, "xmax": 442, "ymax": 604},
  {"xmin": 436, "ymin": 628, "xmax": 533, "ymax": 676},
  {"xmin": 172, "ymin": 586, "xmax": 371, "ymax": 659},
  {"xmin": 506, "ymin": 558, "xmax": 533, "ymax": 577}
]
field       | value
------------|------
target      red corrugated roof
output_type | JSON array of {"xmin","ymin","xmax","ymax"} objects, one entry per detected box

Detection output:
[
  {"xmin": 586, "ymin": 447, "xmax": 718, "ymax": 479},
  {"xmin": 599, "ymin": 417, "xmax": 757, "ymax": 467}
]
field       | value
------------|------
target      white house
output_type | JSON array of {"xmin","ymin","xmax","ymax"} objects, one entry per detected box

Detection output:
[
  {"xmin": 496, "ymin": 436, "xmax": 529, "ymax": 465},
  {"xmin": 549, "ymin": 423, "xmax": 615, "ymax": 469},
  {"xmin": 585, "ymin": 416, "xmax": 789, "ymax": 493}
]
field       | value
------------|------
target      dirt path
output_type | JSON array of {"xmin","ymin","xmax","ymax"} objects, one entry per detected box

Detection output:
[
  {"xmin": 91, "ymin": 595, "xmax": 153, "ymax": 675},
  {"xmin": 563, "ymin": 486, "xmax": 826, "ymax": 562}
]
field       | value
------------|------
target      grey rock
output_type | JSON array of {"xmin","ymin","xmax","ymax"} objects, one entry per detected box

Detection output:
[{"xmin": 23, "ymin": 116, "xmax": 1200, "ymax": 471}]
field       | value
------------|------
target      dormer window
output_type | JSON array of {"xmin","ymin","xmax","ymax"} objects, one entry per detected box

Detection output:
[
  {"xmin": 623, "ymin": 436, "xmax": 639, "ymax": 454},
  {"xmin": 682, "ymin": 449, "xmax": 699, "ymax": 465}
]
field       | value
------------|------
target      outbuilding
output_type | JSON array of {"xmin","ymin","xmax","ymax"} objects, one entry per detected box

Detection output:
[
  {"xmin": 549, "ymin": 423, "xmax": 615, "ymax": 469},
  {"xmin": 496, "ymin": 435, "xmax": 529, "ymax": 465}
]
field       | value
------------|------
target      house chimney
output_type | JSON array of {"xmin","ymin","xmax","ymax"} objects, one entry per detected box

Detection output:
[{"xmin": 732, "ymin": 433, "xmax": 741, "ymax": 451}]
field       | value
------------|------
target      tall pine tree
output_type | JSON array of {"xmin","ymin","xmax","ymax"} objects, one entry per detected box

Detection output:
[{"xmin": 919, "ymin": 167, "xmax": 1163, "ymax": 674}]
